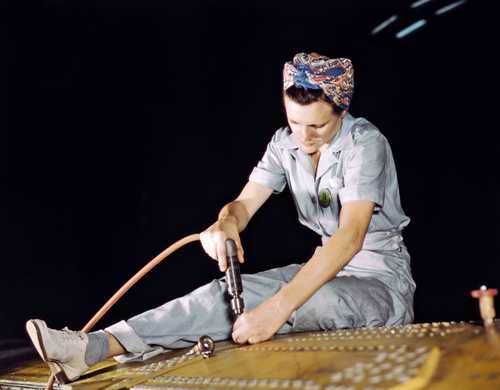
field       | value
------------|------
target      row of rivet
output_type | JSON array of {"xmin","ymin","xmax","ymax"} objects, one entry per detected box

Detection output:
[
  {"xmin": 134, "ymin": 387, "xmax": 220, "ymax": 390},
  {"xmin": 301, "ymin": 321, "xmax": 465, "ymax": 338},
  {"xmin": 284, "ymin": 326, "xmax": 462, "ymax": 343},
  {"xmin": 242, "ymin": 343, "xmax": 431, "ymax": 353},
  {"xmin": 133, "ymin": 386, "xmax": 210, "ymax": 390},
  {"xmin": 325, "ymin": 386, "xmax": 382, "ymax": 390},
  {"xmin": 242, "ymin": 344, "xmax": 388, "ymax": 352},
  {"xmin": 132, "ymin": 354, "xmax": 195, "ymax": 373},
  {"xmin": 149, "ymin": 376, "xmax": 321, "ymax": 389}
]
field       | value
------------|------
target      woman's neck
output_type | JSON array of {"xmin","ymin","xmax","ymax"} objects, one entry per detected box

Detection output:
[{"xmin": 309, "ymin": 151, "xmax": 321, "ymax": 176}]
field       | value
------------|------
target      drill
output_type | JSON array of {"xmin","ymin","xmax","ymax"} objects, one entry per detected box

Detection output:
[{"xmin": 225, "ymin": 239, "xmax": 244, "ymax": 318}]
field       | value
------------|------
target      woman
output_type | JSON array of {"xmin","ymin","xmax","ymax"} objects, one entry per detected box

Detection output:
[{"xmin": 26, "ymin": 52, "xmax": 415, "ymax": 383}]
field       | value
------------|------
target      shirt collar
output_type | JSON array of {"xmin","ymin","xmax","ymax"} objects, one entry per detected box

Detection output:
[{"xmin": 277, "ymin": 112, "xmax": 355, "ymax": 153}]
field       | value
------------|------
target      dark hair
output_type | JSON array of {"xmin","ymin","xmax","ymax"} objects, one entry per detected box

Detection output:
[{"xmin": 284, "ymin": 85, "xmax": 344, "ymax": 115}]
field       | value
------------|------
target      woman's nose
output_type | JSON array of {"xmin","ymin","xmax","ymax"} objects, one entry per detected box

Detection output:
[{"xmin": 299, "ymin": 126, "xmax": 314, "ymax": 140}]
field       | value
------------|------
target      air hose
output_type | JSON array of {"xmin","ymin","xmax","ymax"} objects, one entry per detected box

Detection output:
[{"xmin": 45, "ymin": 233, "xmax": 201, "ymax": 390}]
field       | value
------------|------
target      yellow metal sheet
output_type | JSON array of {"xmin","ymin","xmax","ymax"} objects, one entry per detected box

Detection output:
[{"xmin": 1, "ymin": 321, "xmax": 499, "ymax": 390}]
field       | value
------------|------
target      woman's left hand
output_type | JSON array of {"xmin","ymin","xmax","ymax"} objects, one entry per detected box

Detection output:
[{"xmin": 231, "ymin": 295, "xmax": 293, "ymax": 344}]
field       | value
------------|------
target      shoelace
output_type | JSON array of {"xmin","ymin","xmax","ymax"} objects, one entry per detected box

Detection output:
[{"xmin": 60, "ymin": 327, "xmax": 86, "ymax": 343}]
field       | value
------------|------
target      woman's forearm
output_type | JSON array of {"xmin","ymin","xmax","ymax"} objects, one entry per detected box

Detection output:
[
  {"xmin": 275, "ymin": 226, "xmax": 365, "ymax": 313},
  {"xmin": 217, "ymin": 200, "xmax": 251, "ymax": 232}
]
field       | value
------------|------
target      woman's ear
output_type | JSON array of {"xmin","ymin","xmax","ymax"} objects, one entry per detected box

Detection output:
[{"xmin": 340, "ymin": 110, "xmax": 348, "ymax": 119}]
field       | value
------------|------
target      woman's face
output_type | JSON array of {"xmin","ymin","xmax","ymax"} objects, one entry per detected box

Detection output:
[{"xmin": 284, "ymin": 95, "xmax": 345, "ymax": 155}]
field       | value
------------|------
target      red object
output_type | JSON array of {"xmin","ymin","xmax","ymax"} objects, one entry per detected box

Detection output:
[{"xmin": 471, "ymin": 288, "xmax": 498, "ymax": 298}]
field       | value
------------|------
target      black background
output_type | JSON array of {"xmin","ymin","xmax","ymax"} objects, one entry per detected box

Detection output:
[{"xmin": 1, "ymin": 0, "xmax": 497, "ymax": 350}]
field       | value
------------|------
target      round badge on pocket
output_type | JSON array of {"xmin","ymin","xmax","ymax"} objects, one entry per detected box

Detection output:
[{"xmin": 318, "ymin": 188, "xmax": 332, "ymax": 208}]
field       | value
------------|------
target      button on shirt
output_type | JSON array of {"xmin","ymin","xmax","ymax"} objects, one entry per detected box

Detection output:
[{"xmin": 249, "ymin": 113, "xmax": 415, "ymax": 285}]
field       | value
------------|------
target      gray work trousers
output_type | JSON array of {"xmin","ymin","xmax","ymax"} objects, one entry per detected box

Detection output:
[{"xmin": 105, "ymin": 262, "xmax": 414, "ymax": 363}]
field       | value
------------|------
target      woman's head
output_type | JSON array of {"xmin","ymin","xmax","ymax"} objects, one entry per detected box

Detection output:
[{"xmin": 282, "ymin": 53, "xmax": 354, "ymax": 154}]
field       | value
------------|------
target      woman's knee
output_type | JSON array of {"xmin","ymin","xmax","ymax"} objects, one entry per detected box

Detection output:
[
  {"xmin": 291, "ymin": 282, "xmax": 345, "ymax": 331},
  {"xmin": 292, "ymin": 276, "xmax": 397, "ymax": 331}
]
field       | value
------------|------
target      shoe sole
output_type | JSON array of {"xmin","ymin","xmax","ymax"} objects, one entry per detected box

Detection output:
[{"xmin": 25, "ymin": 320, "xmax": 72, "ymax": 384}]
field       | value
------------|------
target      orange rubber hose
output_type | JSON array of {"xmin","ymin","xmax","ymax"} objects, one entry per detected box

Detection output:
[{"xmin": 45, "ymin": 233, "xmax": 201, "ymax": 390}]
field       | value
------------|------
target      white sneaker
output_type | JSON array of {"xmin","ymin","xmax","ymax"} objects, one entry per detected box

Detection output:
[{"xmin": 25, "ymin": 319, "xmax": 90, "ymax": 383}]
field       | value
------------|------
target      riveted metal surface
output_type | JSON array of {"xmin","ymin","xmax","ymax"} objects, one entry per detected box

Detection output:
[{"xmin": 1, "ymin": 321, "xmax": 499, "ymax": 390}]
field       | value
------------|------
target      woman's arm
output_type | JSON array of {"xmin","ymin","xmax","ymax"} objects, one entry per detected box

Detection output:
[
  {"xmin": 231, "ymin": 199, "xmax": 374, "ymax": 344},
  {"xmin": 218, "ymin": 181, "xmax": 274, "ymax": 232},
  {"xmin": 200, "ymin": 181, "xmax": 273, "ymax": 271},
  {"xmin": 275, "ymin": 199, "xmax": 374, "ymax": 312}
]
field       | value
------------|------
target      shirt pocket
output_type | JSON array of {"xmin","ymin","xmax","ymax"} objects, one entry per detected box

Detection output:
[{"xmin": 317, "ymin": 172, "xmax": 344, "ymax": 235}]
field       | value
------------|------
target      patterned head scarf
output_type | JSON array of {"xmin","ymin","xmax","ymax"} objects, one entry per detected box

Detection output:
[{"xmin": 283, "ymin": 52, "xmax": 354, "ymax": 111}]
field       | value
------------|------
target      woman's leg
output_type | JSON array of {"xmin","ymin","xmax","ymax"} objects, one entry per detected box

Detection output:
[
  {"xmin": 103, "ymin": 263, "xmax": 303, "ymax": 362},
  {"xmin": 291, "ymin": 274, "xmax": 412, "ymax": 333},
  {"xmin": 27, "ymin": 263, "xmax": 409, "ymax": 382}
]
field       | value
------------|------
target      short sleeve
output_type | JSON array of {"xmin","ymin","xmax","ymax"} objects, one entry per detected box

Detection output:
[
  {"xmin": 338, "ymin": 130, "xmax": 387, "ymax": 209},
  {"xmin": 249, "ymin": 137, "xmax": 287, "ymax": 194}
]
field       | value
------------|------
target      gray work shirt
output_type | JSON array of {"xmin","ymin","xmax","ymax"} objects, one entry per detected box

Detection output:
[{"xmin": 249, "ymin": 113, "xmax": 416, "ymax": 300}]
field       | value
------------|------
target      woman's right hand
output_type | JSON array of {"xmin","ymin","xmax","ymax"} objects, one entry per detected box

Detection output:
[{"xmin": 200, "ymin": 217, "xmax": 245, "ymax": 272}]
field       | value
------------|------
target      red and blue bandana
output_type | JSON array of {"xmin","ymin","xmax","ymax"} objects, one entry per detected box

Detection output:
[{"xmin": 283, "ymin": 53, "xmax": 354, "ymax": 110}]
